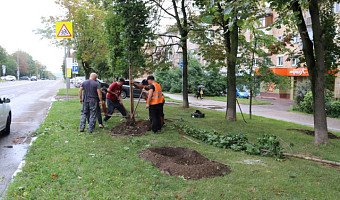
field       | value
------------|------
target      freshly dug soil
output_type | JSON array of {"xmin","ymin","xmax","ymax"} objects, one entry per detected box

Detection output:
[
  {"xmin": 287, "ymin": 129, "xmax": 340, "ymax": 139},
  {"xmin": 109, "ymin": 119, "xmax": 151, "ymax": 137},
  {"xmin": 140, "ymin": 147, "xmax": 231, "ymax": 180}
]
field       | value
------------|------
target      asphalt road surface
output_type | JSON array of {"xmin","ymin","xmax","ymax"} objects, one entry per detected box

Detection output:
[{"xmin": 0, "ymin": 80, "xmax": 64, "ymax": 198}]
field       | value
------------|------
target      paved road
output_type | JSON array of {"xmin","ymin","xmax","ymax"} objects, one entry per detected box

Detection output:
[
  {"xmin": 164, "ymin": 93, "xmax": 340, "ymax": 132},
  {"xmin": 0, "ymin": 80, "xmax": 64, "ymax": 198}
]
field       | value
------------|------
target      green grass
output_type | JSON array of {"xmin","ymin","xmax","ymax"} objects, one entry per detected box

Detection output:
[
  {"xmin": 3, "ymin": 100, "xmax": 340, "ymax": 199},
  {"xmin": 207, "ymin": 96, "xmax": 271, "ymax": 105},
  {"xmin": 57, "ymin": 88, "xmax": 79, "ymax": 96}
]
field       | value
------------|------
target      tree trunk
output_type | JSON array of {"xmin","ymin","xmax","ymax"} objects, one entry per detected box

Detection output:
[
  {"xmin": 292, "ymin": 1, "xmax": 329, "ymax": 145},
  {"xmin": 182, "ymin": 37, "xmax": 189, "ymax": 108},
  {"xmin": 129, "ymin": 58, "xmax": 134, "ymax": 120},
  {"xmin": 309, "ymin": 0, "xmax": 329, "ymax": 145},
  {"xmin": 226, "ymin": 19, "xmax": 238, "ymax": 121},
  {"xmin": 83, "ymin": 61, "xmax": 90, "ymax": 79}
]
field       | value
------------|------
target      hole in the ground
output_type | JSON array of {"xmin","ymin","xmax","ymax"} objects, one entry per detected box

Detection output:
[{"xmin": 141, "ymin": 147, "xmax": 231, "ymax": 179}]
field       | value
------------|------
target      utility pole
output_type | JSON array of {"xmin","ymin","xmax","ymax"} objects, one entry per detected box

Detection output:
[{"xmin": 17, "ymin": 51, "xmax": 20, "ymax": 80}]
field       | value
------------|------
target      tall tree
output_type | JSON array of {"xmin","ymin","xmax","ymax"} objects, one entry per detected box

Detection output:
[
  {"xmin": 193, "ymin": 0, "xmax": 262, "ymax": 120},
  {"xmin": 268, "ymin": 0, "xmax": 337, "ymax": 145},
  {"xmin": 149, "ymin": 0, "xmax": 193, "ymax": 108},
  {"xmin": 112, "ymin": 0, "xmax": 152, "ymax": 120}
]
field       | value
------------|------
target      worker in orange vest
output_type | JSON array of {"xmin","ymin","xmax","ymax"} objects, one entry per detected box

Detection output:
[
  {"xmin": 133, "ymin": 79, "xmax": 165, "ymax": 128},
  {"xmin": 145, "ymin": 76, "xmax": 164, "ymax": 133}
]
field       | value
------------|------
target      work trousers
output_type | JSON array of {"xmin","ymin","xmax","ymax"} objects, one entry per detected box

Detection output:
[
  {"xmin": 103, "ymin": 99, "xmax": 127, "ymax": 122},
  {"xmin": 80, "ymin": 101, "xmax": 98, "ymax": 132},
  {"xmin": 149, "ymin": 103, "xmax": 162, "ymax": 133}
]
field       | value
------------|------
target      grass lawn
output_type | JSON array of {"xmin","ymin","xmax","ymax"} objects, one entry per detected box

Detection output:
[
  {"xmin": 3, "ymin": 99, "xmax": 340, "ymax": 199},
  {"xmin": 207, "ymin": 96, "xmax": 271, "ymax": 105},
  {"xmin": 57, "ymin": 88, "xmax": 79, "ymax": 96}
]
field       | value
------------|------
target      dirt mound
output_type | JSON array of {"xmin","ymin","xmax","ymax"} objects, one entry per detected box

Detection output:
[
  {"xmin": 140, "ymin": 147, "xmax": 231, "ymax": 180},
  {"xmin": 287, "ymin": 129, "xmax": 340, "ymax": 139},
  {"xmin": 109, "ymin": 119, "xmax": 151, "ymax": 137}
]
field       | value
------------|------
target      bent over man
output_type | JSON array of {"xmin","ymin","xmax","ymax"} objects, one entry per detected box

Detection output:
[
  {"xmin": 145, "ymin": 76, "xmax": 164, "ymax": 133},
  {"xmin": 103, "ymin": 78, "xmax": 127, "ymax": 122},
  {"xmin": 79, "ymin": 73, "xmax": 103, "ymax": 133}
]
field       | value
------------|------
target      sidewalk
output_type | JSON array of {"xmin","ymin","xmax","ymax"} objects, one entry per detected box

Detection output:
[{"xmin": 164, "ymin": 93, "xmax": 340, "ymax": 132}]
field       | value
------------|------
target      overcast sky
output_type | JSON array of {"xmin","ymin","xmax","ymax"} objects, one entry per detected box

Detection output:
[
  {"xmin": 0, "ymin": 0, "xmax": 64, "ymax": 74},
  {"xmin": 0, "ymin": 0, "xmax": 177, "ymax": 75}
]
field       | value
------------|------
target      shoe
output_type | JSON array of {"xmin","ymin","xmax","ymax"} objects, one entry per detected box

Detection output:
[
  {"xmin": 99, "ymin": 124, "xmax": 104, "ymax": 128},
  {"xmin": 80, "ymin": 129, "xmax": 84, "ymax": 132}
]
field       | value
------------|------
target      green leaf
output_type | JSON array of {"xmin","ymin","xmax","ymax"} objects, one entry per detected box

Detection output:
[{"xmin": 202, "ymin": 15, "xmax": 213, "ymax": 24}]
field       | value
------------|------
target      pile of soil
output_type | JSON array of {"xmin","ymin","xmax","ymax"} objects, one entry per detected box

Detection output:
[
  {"xmin": 287, "ymin": 129, "xmax": 340, "ymax": 139},
  {"xmin": 140, "ymin": 147, "xmax": 231, "ymax": 180},
  {"xmin": 109, "ymin": 119, "xmax": 151, "ymax": 137}
]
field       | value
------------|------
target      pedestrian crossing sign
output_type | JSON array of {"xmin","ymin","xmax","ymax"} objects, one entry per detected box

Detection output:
[{"xmin": 56, "ymin": 22, "xmax": 73, "ymax": 39}]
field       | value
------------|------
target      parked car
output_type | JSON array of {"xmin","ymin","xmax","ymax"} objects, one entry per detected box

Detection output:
[
  {"xmin": 97, "ymin": 79, "xmax": 109, "ymax": 89},
  {"xmin": 73, "ymin": 77, "xmax": 85, "ymax": 88},
  {"xmin": 5, "ymin": 75, "xmax": 16, "ymax": 81},
  {"xmin": 1, "ymin": 76, "xmax": 5, "ymax": 80},
  {"xmin": 0, "ymin": 97, "xmax": 11, "ymax": 135},
  {"xmin": 20, "ymin": 76, "xmax": 30, "ymax": 80},
  {"xmin": 70, "ymin": 78, "xmax": 76, "ymax": 84},
  {"xmin": 121, "ymin": 80, "xmax": 143, "ymax": 99},
  {"xmin": 30, "ymin": 76, "xmax": 38, "ymax": 81},
  {"xmin": 236, "ymin": 89, "xmax": 250, "ymax": 99}
]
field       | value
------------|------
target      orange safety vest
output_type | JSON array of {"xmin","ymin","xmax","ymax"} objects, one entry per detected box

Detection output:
[{"xmin": 149, "ymin": 82, "xmax": 164, "ymax": 105}]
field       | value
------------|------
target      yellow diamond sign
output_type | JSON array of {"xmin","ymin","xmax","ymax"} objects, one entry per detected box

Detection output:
[{"xmin": 56, "ymin": 22, "xmax": 73, "ymax": 39}]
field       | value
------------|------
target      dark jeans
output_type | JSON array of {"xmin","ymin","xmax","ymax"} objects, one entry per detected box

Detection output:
[
  {"xmin": 149, "ymin": 103, "xmax": 162, "ymax": 133},
  {"xmin": 103, "ymin": 99, "xmax": 127, "ymax": 122},
  {"xmin": 80, "ymin": 101, "xmax": 98, "ymax": 132},
  {"xmin": 97, "ymin": 102, "xmax": 103, "ymax": 125}
]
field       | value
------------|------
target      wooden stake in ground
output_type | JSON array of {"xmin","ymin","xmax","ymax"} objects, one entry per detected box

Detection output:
[{"xmin": 132, "ymin": 88, "xmax": 144, "ymax": 117}]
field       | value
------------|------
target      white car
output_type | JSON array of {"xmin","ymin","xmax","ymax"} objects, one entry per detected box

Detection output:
[
  {"xmin": 0, "ymin": 98, "xmax": 11, "ymax": 135},
  {"xmin": 5, "ymin": 75, "xmax": 16, "ymax": 81}
]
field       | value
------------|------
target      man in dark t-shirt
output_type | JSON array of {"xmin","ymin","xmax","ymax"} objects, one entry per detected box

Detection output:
[
  {"xmin": 103, "ymin": 78, "xmax": 127, "ymax": 122},
  {"xmin": 78, "ymin": 73, "xmax": 103, "ymax": 133}
]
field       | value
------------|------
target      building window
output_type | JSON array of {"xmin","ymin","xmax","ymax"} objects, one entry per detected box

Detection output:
[
  {"xmin": 258, "ymin": 18, "xmax": 265, "ymax": 28},
  {"xmin": 292, "ymin": 36, "xmax": 299, "ymax": 44},
  {"xmin": 292, "ymin": 57, "xmax": 298, "ymax": 66},
  {"xmin": 334, "ymin": 3, "xmax": 339, "ymax": 13},
  {"xmin": 253, "ymin": 58, "xmax": 258, "ymax": 67},
  {"xmin": 264, "ymin": 57, "xmax": 272, "ymax": 66},
  {"xmin": 277, "ymin": 55, "xmax": 284, "ymax": 66}
]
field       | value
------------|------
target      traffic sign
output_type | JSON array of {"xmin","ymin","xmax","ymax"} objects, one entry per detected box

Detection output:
[
  {"xmin": 72, "ymin": 63, "xmax": 79, "ymax": 74},
  {"xmin": 180, "ymin": 61, "xmax": 183, "ymax": 68},
  {"xmin": 56, "ymin": 22, "xmax": 73, "ymax": 39}
]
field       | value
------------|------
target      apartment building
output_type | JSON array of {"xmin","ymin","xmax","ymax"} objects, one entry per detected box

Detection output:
[
  {"xmin": 245, "ymin": 4, "xmax": 340, "ymax": 100},
  {"xmin": 155, "ymin": 3, "xmax": 340, "ymax": 100}
]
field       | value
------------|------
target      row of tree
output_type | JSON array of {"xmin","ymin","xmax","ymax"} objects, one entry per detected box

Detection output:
[
  {"xmin": 38, "ymin": 0, "xmax": 339, "ymax": 146},
  {"xmin": 0, "ymin": 45, "xmax": 55, "ymax": 79}
]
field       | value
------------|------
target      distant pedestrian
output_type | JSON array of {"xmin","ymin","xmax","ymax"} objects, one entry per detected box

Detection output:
[
  {"xmin": 103, "ymin": 78, "xmax": 127, "ymax": 122},
  {"xmin": 145, "ymin": 76, "xmax": 164, "ymax": 133},
  {"xmin": 197, "ymin": 87, "xmax": 203, "ymax": 100},
  {"xmin": 79, "ymin": 73, "xmax": 103, "ymax": 133},
  {"xmin": 97, "ymin": 88, "xmax": 108, "ymax": 128}
]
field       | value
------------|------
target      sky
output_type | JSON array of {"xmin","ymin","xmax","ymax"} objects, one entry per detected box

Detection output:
[
  {"xmin": 0, "ymin": 0, "xmax": 65, "ymax": 74},
  {"xmin": 0, "ymin": 0, "xmax": 176, "ymax": 75}
]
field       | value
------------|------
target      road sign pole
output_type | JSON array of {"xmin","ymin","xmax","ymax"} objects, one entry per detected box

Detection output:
[{"xmin": 64, "ymin": 39, "xmax": 69, "ymax": 101}]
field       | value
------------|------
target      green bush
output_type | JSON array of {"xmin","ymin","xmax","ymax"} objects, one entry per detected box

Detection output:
[
  {"xmin": 297, "ymin": 89, "xmax": 339, "ymax": 118},
  {"xmin": 155, "ymin": 55, "xmax": 226, "ymax": 96},
  {"xmin": 328, "ymin": 101, "xmax": 340, "ymax": 118}
]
